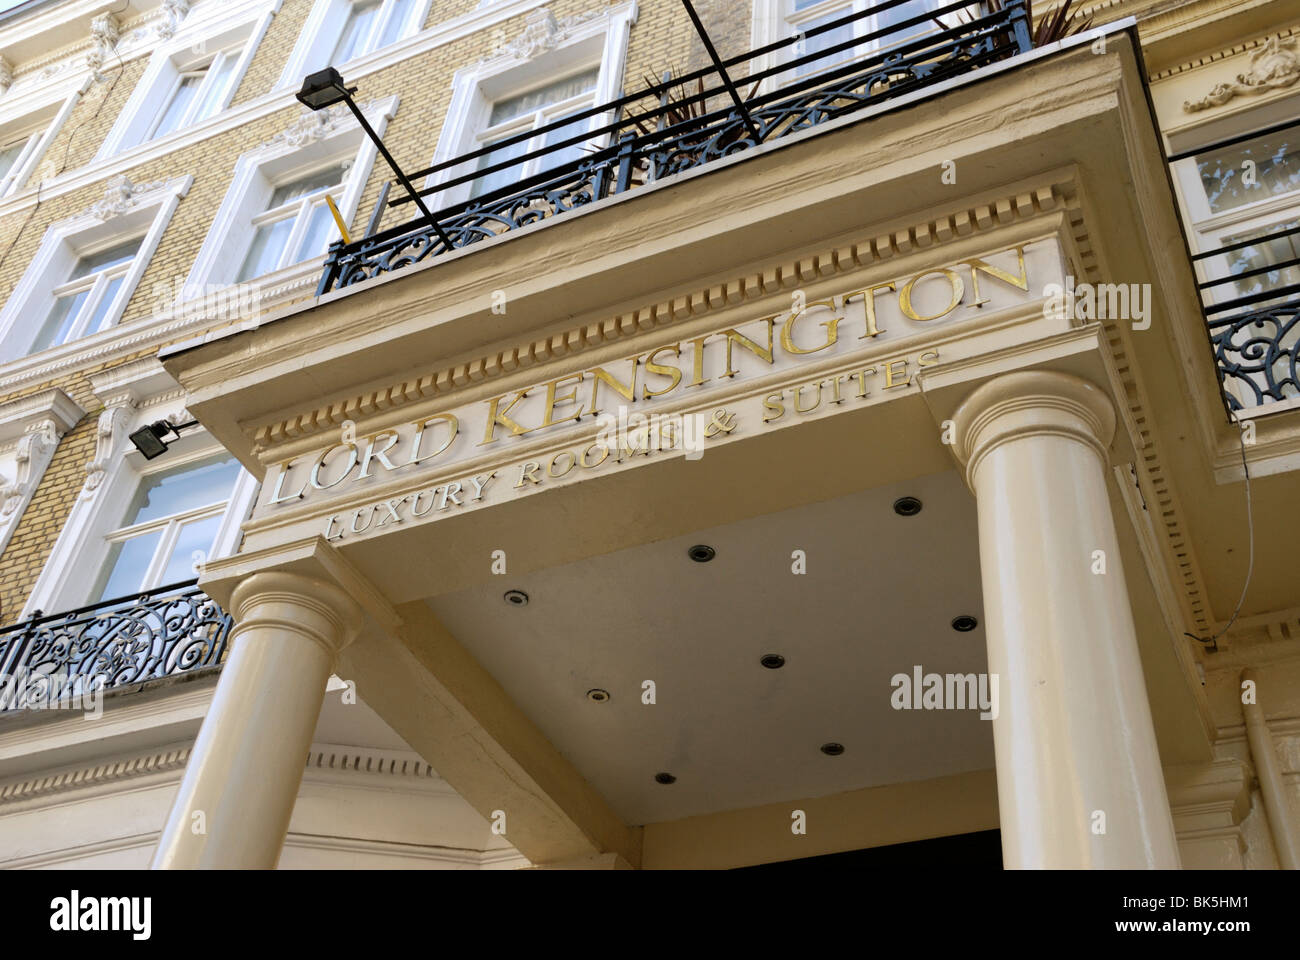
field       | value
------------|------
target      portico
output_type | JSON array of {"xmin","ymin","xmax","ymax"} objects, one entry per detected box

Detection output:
[{"xmin": 152, "ymin": 32, "xmax": 1235, "ymax": 869}]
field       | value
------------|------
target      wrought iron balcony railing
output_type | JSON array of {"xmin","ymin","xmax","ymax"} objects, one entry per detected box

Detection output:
[
  {"xmin": 317, "ymin": 0, "xmax": 1034, "ymax": 294},
  {"xmin": 1170, "ymin": 119, "xmax": 1300, "ymax": 412},
  {"xmin": 0, "ymin": 580, "xmax": 231, "ymax": 712}
]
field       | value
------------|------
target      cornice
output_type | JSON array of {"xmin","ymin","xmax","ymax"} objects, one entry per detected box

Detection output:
[
  {"xmin": 0, "ymin": 744, "xmax": 191, "ymax": 807},
  {"xmin": 0, "ymin": 387, "xmax": 84, "ymax": 449},
  {"xmin": 87, "ymin": 354, "xmax": 182, "ymax": 409},
  {"xmin": 0, "ymin": 739, "xmax": 453, "ymax": 812},
  {"xmin": 249, "ymin": 174, "xmax": 1073, "ymax": 453},
  {"xmin": 0, "ymin": 287, "xmax": 233, "ymax": 402},
  {"xmin": 1150, "ymin": 23, "xmax": 1300, "ymax": 80}
]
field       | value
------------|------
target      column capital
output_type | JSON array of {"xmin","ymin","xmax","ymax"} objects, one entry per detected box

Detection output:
[
  {"xmin": 951, "ymin": 371, "xmax": 1117, "ymax": 488},
  {"xmin": 229, "ymin": 570, "xmax": 363, "ymax": 662}
]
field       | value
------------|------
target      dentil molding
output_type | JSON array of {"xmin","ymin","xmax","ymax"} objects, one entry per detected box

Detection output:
[{"xmin": 1183, "ymin": 36, "xmax": 1300, "ymax": 112}]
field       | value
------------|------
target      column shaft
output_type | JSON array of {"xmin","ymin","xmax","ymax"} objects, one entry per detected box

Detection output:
[
  {"xmin": 955, "ymin": 371, "xmax": 1180, "ymax": 868},
  {"xmin": 151, "ymin": 572, "xmax": 361, "ymax": 869}
]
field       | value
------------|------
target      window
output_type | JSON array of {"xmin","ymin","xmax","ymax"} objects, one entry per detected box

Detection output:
[
  {"xmin": 237, "ymin": 163, "xmax": 350, "ymax": 281},
  {"xmin": 30, "ymin": 237, "xmax": 143, "ymax": 354},
  {"xmin": 92, "ymin": 453, "xmax": 242, "ymax": 602},
  {"xmin": 96, "ymin": 10, "xmax": 272, "ymax": 160},
  {"xmin": 332, "ymin": 0, "xmax": 409, "ymax": 64},
  {"xmin": 0, "ymin": 175, "xmax": 189, "ymax": 366},
  {"xmin": 1173, "ymin": 120, "xmax": 1300, "ymax": 407},
  {"xmin": 784, "ymin": 0, "xmax": 938, "ymax": 79},
  {"xmin": 0, "ymin": 124, "xmax": 46, "ymax": 196},
  {"xmin": 146, "ymin": 44, "xmax": 244, "ymax": 142},
  {"xmin": 1179, "ymin": 124, "xmax": 1300, "ymax": 312},
  {"xmin": 186, "ymin": 98, "xmax": 392, "ymax": 298},
  {"xmin": 279, "ymin": 0, "xmax": 429, "ymax": 89},
  {"xmin": 425, "ymin": 4, "xmax": 637, "ymax": 211},
  {"xmin": 473, "ymin": 69, "xmax": 600, "ymax": 199}
]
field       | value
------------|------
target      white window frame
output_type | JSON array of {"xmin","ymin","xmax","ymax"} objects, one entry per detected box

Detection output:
[
  {"xmin": 424, "ymin": 2, "xmax": 636, "ymax": 210},
  {"xmin": 0, "ymin": 82, "xmax": 84, "ymax": 198},
  {"xmin": 1168, "ymin": 102, "xmax": 1300, "ymax": 411},
  {"xmin": 0, "ymin": 176, "xmax": 191, "ymax": 365},
  {"xmin": 238, "ymin": 162, "xmax": 354, "ymax": 280},
  {"xmin": 0, "ymin": 121, "xmax": 50, "ymax": 195},
  {"xmin": 186, "ymin": 96, "xmax": 396, "ymax": 298},
  {"xmin": 751, "ymin": 0, "xmax": 949, "ymax": 90},
  {"xmin": 275, "ymin": 0, "xmax": 435, "ymax": 92},
  {"xmin": 146, "ymin": 44, "xmax": 247, "ymax": 143},
  {"xmin": 469, "ymin": 69, "xmax": 604, "ymax": 199},
  {"xmin": 92, "ymin": 449, "xmax": 246, "ymax": 601},
  {"xmin": 96, "ymin": 2, "xmax": 275, "ymax": 160},
  {"xmin": 36, "ymin": 238, "xmax": 144, "ymax": 354},
  {"xmin": 21, "ymin": 360, "xmax": 258, "ymax": 618}
]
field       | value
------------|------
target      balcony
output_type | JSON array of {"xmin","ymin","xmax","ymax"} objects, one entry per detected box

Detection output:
[
  {"xmin": 316, "ymin": 0, "xmax": 1034, "ymax": 294},
  {"xmin": 1171, "ymin": 118, "xmax": 1300, "ymax": 412},
  {"xmin": 0, "ymin": 580, "xmax": 231, "ymax": 712}
]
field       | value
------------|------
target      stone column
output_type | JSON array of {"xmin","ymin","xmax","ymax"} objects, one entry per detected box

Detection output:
[
  {"xmin": 952, "ymin": 370, "xmax": 1180, "ymax": 868},
  {"xmin": 151, "ymin": 571, "xmax": 362, "ymax": 869}
]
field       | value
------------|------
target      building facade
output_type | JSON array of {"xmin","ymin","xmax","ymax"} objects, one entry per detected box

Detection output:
[{"xmin": 0, "ymin": 0, "xmax": 1296, "ymax": 869}]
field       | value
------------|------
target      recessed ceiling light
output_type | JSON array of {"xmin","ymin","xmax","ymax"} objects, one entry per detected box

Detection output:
[
  {"xmin": 654, "ymin": 772, "xmax": 677, "ymax": 784},
  {"xmin": 820, "ymin": 742, "xmax": 845, "ymax": 756},
  {"xmin": 951, "ymin": 615, "xmax": 978, "ymax": 632},
  {"xmin": 504, "ymin": 589, "xmax": 529, "ymax": 606},
  {"xmin": 586, "ymin": 688, "xmax": 610, "ymax": 703},
  {"xmin": 760, "ymin": 654, "xmax": 786, "ymax": 669},
  {"xmin": 688, "ymin": 544, "xmax": 716, "ymax": 563},
  {"xmin": 893, "ymin": 496, "xmax": 923, "ymax": 517}
]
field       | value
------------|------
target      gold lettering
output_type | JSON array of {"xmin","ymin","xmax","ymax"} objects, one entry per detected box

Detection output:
[
  {"xmin": 268, "ymin": 458, "xmax": 308, "ymax": 504},
  {"xmin": 918, "ymin": 349, "xmax": 941, "ymax": 368},
  {"xmin": 826, "ymin": 374, "xmax": 845, "ymax": 405},
  {"xmin": 762, "ymin": 392, "xmax": 785, "ymax": 423},
  {"xmin": 849, "ymin": 367, "xmax": 878, "ymax": 399},
  {"xmin": 586, "ymin": 359, "xmax": 639, "ymax": 416},
  {"xmin": 548, "ymin": 451, "xmax": 577, "ymax": 478},
  {"xmin": 899, "ymin": 269, "xmax": 964, "ymax": 321},
  {"xmin": 780, "ymin": 300, "xmax": 841, "ymax": 355},
  {"xmin": 409, "ymin": 414, "xmax": 459, "ymax": 465},
  {"xmin": 411, "ymin": 488, "xmax": 439, "ymax": 516},
  {"xmin": 966, "ymin": 246, "xmax": 1028, "ymax": 306},
  {"xmin": 358, "ymin": 431, "xmax": 401, "ymax": 478},
  {"xmin": 515, "ymin": 461, "xmax": 542, "ymax": 488},
  {"xmin": 480, "ymin": 390, "xmax": 530, "ymax": 444},
  {"xmin": 616, "ymin": 428, "xmax": 650, "ymax": 461},
  {"xmin": 541, "ymin": 374, "xmax": 584, "ymax": 428},
  {"xmin": 643, "ymin": 345, "xmax": 682, "ymax": 398},
  {"xmin": 310, "ymin": 443, "xmax": 359, "ymax": 489},
  {"xmin": 793, "ymin": 381, "xmax": 823, "ymax": 414},
  {"xmin": 852, "ymin": 282, "xmax": 894, "ymax": 340},
  {"xmin": 883, "ymin": 359, "xmax": 911, "ymax": 389},
  {"xmin": 581, "ymin": 443, "xmax": 610, "ymax": 468},
  {"xmin": 721, "ymin": 319, "xmax": 775, "ymax": 378},
  {"xmin": 687, "ymin": 335, "xmax": 713, "ymax": 388},
  {"xmin": 350, "ymin": 506, "xmax": 375, "ymax": 534}
]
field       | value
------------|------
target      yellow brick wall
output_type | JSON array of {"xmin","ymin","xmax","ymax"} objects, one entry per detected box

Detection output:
[{"xmin": 0, "ymin": 0, "xmax": 746, "ymax": 625}]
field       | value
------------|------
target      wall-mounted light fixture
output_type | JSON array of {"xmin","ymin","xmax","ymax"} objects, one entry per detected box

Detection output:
[
  {"xmin": 128, "ymin": 419, "xmax": 198, "ymax": 460},
  {"xmin": 296, "ymin": 67, "xmax": 451, "ymax": 247}
]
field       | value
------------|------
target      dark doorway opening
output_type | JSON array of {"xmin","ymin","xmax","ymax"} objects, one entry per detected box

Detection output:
[{"xmin": 735, "ymin": 829, "xmax": 1002, "ymax": 869}]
